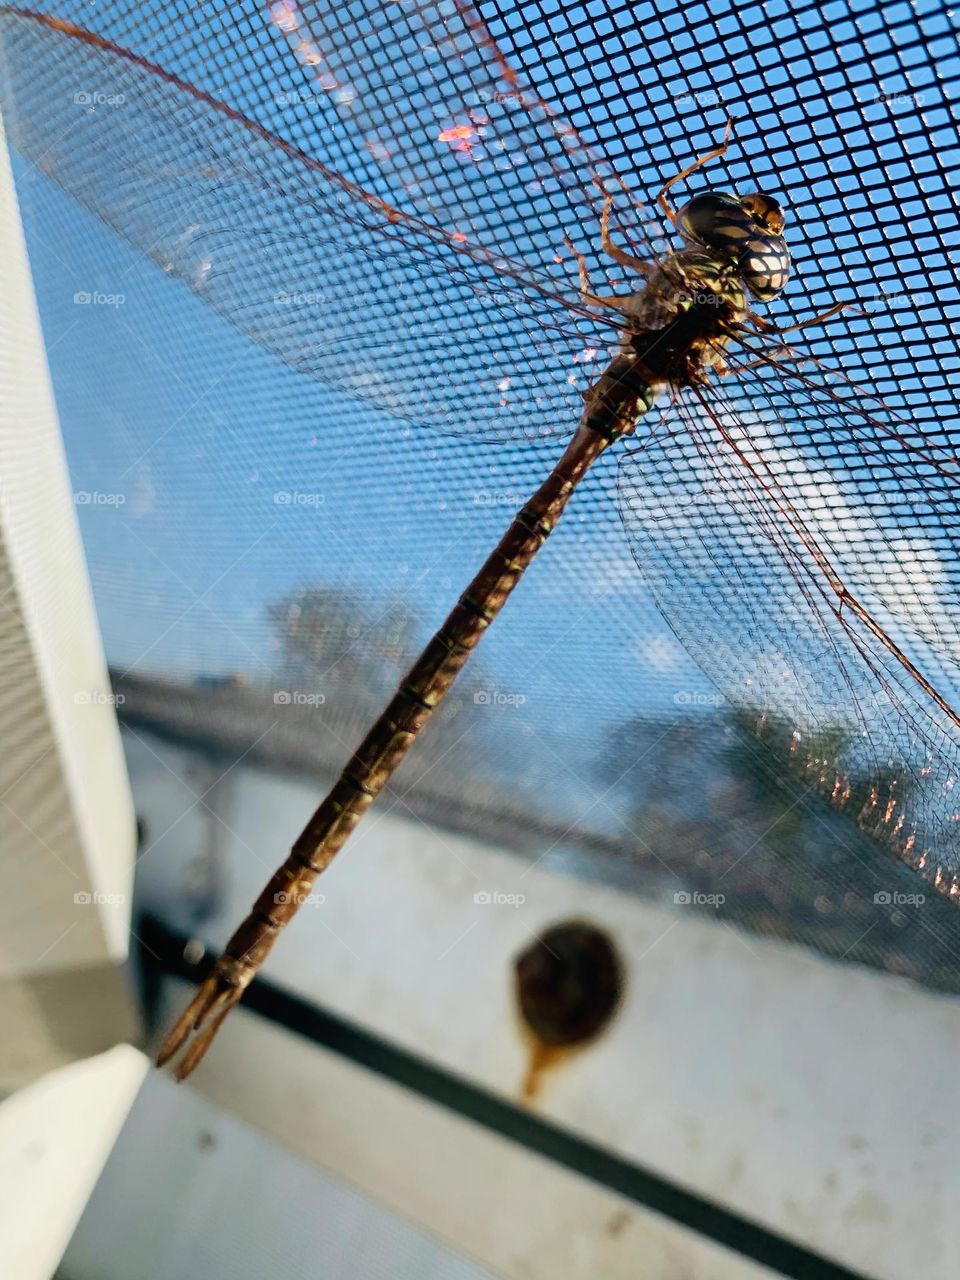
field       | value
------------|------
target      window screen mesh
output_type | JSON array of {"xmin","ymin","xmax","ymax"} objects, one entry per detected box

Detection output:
[{"xmin": 2, "ymin": 0, "xmax": 960, "ymax": 990}]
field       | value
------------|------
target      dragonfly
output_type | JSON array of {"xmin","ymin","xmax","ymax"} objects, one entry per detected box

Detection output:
[{"xmin": 1, "ymin": 2, "xmax": 958, "ymax": 1079}]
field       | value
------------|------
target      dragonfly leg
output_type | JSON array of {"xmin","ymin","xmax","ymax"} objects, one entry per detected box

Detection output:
[
  {"xmin": 569, "ymin": 195, "xmax": 653, "ymax": 305},
  {"xmin": 565, "ymin": 229, "xmax": 646, "ymax": 315},
  {"xmin": 721, "ymin": 344, "xmax": 805, "ymax": 375},
  {"xmin": 748, "ymin": 298, "xmax": 863, "ymax": 336},
  {"xmin": 746, "ymin": 312, "xmax": 779, "ymax": 335},
  {"xmin": 657, "ymin": 119, "xmax": 734, "ymax": 224},
  {"xmin": 563, "ymin": 232, "xmax": 600, "ymax": 299},
  {"xmin": 599, "ymin": 196, "xmax": 654, "ymax": 278}
]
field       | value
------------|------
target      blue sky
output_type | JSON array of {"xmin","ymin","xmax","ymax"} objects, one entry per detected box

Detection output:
[{"xmin": 6, "ymin": 0, "xmax": 960, "ymax": 807}]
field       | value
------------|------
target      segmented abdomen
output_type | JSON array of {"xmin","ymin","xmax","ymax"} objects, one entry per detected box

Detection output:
[{"xmin": 580, "ymin": 351, "xmax": 660, "ymax": 440}]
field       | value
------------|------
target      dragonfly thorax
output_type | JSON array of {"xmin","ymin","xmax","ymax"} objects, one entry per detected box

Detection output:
[
  {"xmin": 666, "ymin": 250, "xmax": 746, "ymax": 376},
  {"xmin": 631, "ymin": 248, "xmax": 747, "ymax": 350},
  {"xmin": 675, "ymin": 189, "xmax": 791, "ymax": 302},
  {"xmin": 581, "ymin": 245, "xmax": 747, "ymax": 438},
  {"xmin": 608, "ymin": 248, "xmax": 749, "ymax": 397}
]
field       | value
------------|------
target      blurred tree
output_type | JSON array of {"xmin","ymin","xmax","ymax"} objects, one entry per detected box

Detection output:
[
  {"xmin": 265, "ymin": 583, "xmax": 519, "ymax": 784},
  {"xmin": 598, "ymin": 705, "xmax": 915, "ymax": 934},
  {"xmin": 268, "ymin": 586, "xmax": 371, "ymax": 683}
]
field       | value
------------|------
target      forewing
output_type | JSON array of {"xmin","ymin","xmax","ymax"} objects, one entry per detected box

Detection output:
[
  {"xmin": 261, "ymin": 0, "xmax": 669, "ymax": 292},
  {"xmin": 618, "ymin": 364, "xmax": 960, "ymax": 891},
  {"xmin": 0, "ymin": 7, "xmax": 632, "ymax": 440}
]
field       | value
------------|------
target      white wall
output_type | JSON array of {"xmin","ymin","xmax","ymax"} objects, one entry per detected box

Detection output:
[
  {"xmin": 0, "ymin": 106, "xmax": 137, "ymax": 1066},
  {"xmin": 0, "ymin": 1046, "xmax": 147, "ymax": 1280},
  {"xmin": 129, "ymin": 727, "xmax": 960, "ymax": 1280}
]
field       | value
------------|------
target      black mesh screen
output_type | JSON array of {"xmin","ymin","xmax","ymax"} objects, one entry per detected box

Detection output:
[{"xmin": 2, "ymin": 0, "xmax": 960, "ymax": 990}]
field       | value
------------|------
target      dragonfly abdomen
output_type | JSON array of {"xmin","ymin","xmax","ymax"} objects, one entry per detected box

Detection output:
[
  {"xmin": 157, "ymin": 422, "xmax": 614, "ymax": 1077},
  {"xmin": 580, "ymin": 351, "xmax": 661, "ymax": 440}
]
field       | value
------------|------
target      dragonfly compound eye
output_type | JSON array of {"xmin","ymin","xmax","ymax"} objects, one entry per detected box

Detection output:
[
  {"xmin": 739, "ymin": 191, "xmax": 786, "ymax": 236},
  {"xmin": 739, "ymin": 232, "xmax": 791, "ymax": 301},
  {"xmin": 675, "ymin": 191, "xmax": 751, "ymax": 255}
]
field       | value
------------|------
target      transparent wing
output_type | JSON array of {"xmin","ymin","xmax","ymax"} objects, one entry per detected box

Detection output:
[
  {"xmin": 0, "ymin": 7, "xmax": 652, "ymax": 440},
  {"xmin": 261, "ymin": 0, "xmax": 669, "ymax": 289},
  {"xmin": 618, "ymin": 357, "xmax": 960, "ymax": 893}
]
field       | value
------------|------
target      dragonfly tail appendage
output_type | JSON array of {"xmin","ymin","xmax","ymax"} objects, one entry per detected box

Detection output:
[{"xmin": 156, "ymin": 972, "xmax": 244, "ymax": 1079}]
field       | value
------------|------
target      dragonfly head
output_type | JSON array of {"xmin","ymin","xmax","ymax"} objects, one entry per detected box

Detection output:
[{"xmin": 675, "ymin": 190, "xmax": 791, "ymax": 303}]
